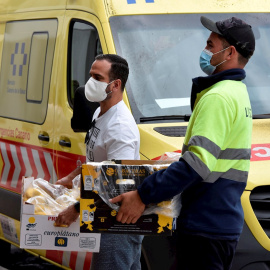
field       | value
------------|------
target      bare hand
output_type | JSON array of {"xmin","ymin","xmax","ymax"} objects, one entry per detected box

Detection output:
[
  {"xmin": 55, "ymin": 167, "xmax": 81, "ymax": 188},
  {"xmin": 110, "ymin": 190, "xmax": 145, "ymax": 224},
  {"xmin": 54, "ymin": 204, "xmax": 79, "ymax": 227},
  {"xmin": 55, "ymin": 176, "xmax": 73, "ymax": 189}
]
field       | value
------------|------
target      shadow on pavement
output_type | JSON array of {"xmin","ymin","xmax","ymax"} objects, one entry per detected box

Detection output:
[{"xmin": 0, "ymin": 244, "xmax": 61, "ymax": 270}]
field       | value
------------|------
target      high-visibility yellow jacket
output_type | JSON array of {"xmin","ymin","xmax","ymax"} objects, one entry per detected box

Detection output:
[{"xmin": 138, "ymin": 69, "xmax": 252, "ymax": 239}]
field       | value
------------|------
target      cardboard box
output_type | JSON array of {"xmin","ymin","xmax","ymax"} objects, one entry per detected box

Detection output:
[
  {"xmin": 20, "ymin": 177, "xmax": 101, "ymax": 252},
  {"xmin": 80, "ymin": 160, "xmax": 174, "ymax": 235}
]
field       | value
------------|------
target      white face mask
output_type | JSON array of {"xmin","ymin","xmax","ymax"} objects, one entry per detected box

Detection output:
[{"xmin": 85, "ymin": 77, "xmax": 114, "ymax": 102}]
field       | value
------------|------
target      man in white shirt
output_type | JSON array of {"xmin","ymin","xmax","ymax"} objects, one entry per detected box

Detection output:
[
  {"xmin": 55, "ymin": 54, "xmax": 143, "ymax": 270},
  {"xmin": 85, "ymin": 93, "xmax": 140, "ymax": 163}
]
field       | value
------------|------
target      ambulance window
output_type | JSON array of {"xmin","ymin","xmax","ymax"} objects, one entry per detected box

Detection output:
[
  {"xmin": 0, "ymin": 19, "xmax": 57, "ymax": 124},
  {"xmin": 68, "ymin": 21, "xmax": 102, "ymax": 108},
  {"xmin": 27, "ymin": 32, "xmax": 48, "ymax": 103},
  {"xmin": 111, "ymin": 14, "xmax": 270, "ymax": 121}
]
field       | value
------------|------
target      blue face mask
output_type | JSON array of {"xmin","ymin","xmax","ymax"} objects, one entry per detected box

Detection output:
[{"xmin": 199, "ymin": 47, "xmax": 230, "ymax": 75}]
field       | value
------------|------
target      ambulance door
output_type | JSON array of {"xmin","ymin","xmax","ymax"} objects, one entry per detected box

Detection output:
[
  {"xmin": 0, "ymin": 19, "xmax": 58, "ymax": 229},
  {"xmin": 53, "ymin": 12, "xmax": 107, "ymax": 180},
  {"xmin": 44, "ymin": 12, "xmax": 106, "ymax": 269}
]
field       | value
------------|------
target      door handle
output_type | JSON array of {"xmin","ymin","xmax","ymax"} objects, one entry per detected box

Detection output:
[
  {"xmin": 38, "ymin": 134, "xmax": 49, "ymax": 142},
  {"xmin": 59, "ymin": 139, "xmax": 71, "ymax": 148}
]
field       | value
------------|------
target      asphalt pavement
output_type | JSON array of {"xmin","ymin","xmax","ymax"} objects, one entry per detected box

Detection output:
[{"xmin": 0, "ymin": 244, "xmax": 61, "ymax": 270}]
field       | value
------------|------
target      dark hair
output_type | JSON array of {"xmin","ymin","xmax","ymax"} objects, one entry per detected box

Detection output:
[
  {"xmin": 95, "ymin": 54, "xmax": 129, "ymax": 91},
  {"xmin": 218, "ymin": 35, "xmax": 248, "ymax": 66}
]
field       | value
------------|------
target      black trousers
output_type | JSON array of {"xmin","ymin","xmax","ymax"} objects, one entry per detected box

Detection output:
[{"xmin": 172, "ymin": 233, "xmax": 238, "ymax": 270}]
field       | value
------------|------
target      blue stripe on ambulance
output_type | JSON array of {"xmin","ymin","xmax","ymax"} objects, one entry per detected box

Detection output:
[{"xmin": 127, "ymin": 0, "xmax": 154, "ymax": 4}]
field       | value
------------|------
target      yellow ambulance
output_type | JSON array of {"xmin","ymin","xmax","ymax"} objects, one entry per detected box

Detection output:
[{"xmin": 0, "ymin": 0, "xmax": 270, "ymax": 269}]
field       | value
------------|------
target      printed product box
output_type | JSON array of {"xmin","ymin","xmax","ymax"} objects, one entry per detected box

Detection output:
[
  {"xmin": 80, "ymin": 160, "xmax": 175, "ymax": 236},
  {"xmin": 20, "ymin": 177, "xmax": 100, "ymax": 252}
]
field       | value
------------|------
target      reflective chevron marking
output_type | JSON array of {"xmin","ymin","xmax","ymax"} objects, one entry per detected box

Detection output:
[
  {"xmin": 32, "ymin": 149, "xmax": 45, "ymax": 179},
  {"xmin": 44, "ymin": 151, "xmax": 57, "ymax": 183},
  {"xmin": 62, "ymin": 251, "xmax": 71, "ymax": 268},
  {"xmin": 10, "ymin": 144, "xmax": 21, "ymax": 188},
  {"xmin": 75, "ymin": 251, "xmax": 87, "ymax": 269},
  {"xmin": 21, "ymin": 146, "xmax": 32, "ymax": 177},
  {"xmin": 0, "ymin": 140, "xmax": 56, "ymax": 192},
  {"xmin": 0, "ymin": 142, "xmax": 9, "ymax": 184},
  {"xmin": 46, "ymin": 250, "xmax": 93, "ymax": 270}
]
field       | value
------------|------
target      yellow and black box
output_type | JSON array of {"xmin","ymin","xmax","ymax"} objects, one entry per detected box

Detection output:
[{"xmin": 80, "ymin": 160, "xmax": 174, "ymax": 235}]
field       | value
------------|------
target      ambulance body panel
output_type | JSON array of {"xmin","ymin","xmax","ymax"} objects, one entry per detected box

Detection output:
[{"xmin": 0, "ymin": 1, "xmax": 270, "ymax": 269}]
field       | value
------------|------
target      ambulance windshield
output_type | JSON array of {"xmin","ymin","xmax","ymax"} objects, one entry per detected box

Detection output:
[{"xmin": 110, "ymin": 14, "xmax": 270, "ymax": 123}]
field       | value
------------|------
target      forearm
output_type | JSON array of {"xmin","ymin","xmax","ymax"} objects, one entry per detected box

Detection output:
[{"xmin": 138, "ymin": 158, "xmax": 203, "ymax": 205}]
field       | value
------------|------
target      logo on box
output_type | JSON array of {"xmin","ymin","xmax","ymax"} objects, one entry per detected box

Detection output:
[
  {"xmin": 106, "ymin": 168, "xmax": 115, "ymax": 176},
  {"xmin": 55, "ymin": 237, "xmax": 68, "ymax": 247},
  {"xmin": 26, "ymin": 217, "xmax": 37, "ymax": 231}
]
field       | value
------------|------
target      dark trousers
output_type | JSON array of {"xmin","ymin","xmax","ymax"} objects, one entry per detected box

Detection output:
[{"xmin": 172, "ymin": 233, "xmax": 238, "ymax": 270}]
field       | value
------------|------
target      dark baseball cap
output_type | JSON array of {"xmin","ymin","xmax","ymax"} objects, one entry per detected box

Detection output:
[{"xmin": 201, "ymin": 16, "xmax": 255, "ymax": 59}]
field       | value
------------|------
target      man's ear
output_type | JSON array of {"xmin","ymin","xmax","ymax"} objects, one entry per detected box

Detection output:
[
  {"xmin": 113, "ymin": 79, "xmax": 122, "ymax": 91},
  {"xmin": 227, "ymin": 45, "xmax": 237, "ymax": 60}
]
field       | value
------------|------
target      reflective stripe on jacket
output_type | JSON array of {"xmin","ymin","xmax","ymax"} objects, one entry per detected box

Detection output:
[{"xmin": 182, "ymin": 79, "xmax": 252, "ymax": 184}]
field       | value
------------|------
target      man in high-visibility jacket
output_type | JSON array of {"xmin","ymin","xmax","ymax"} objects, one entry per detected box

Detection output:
[{"xmin": 111, "ymin": 16, "xmax": 255, "ymax": 270}]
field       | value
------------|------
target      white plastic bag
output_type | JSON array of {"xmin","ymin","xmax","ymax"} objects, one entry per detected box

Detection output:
[{"xmin": 24, "ymin": 177, "xmax": 80, "ymax": 215}]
